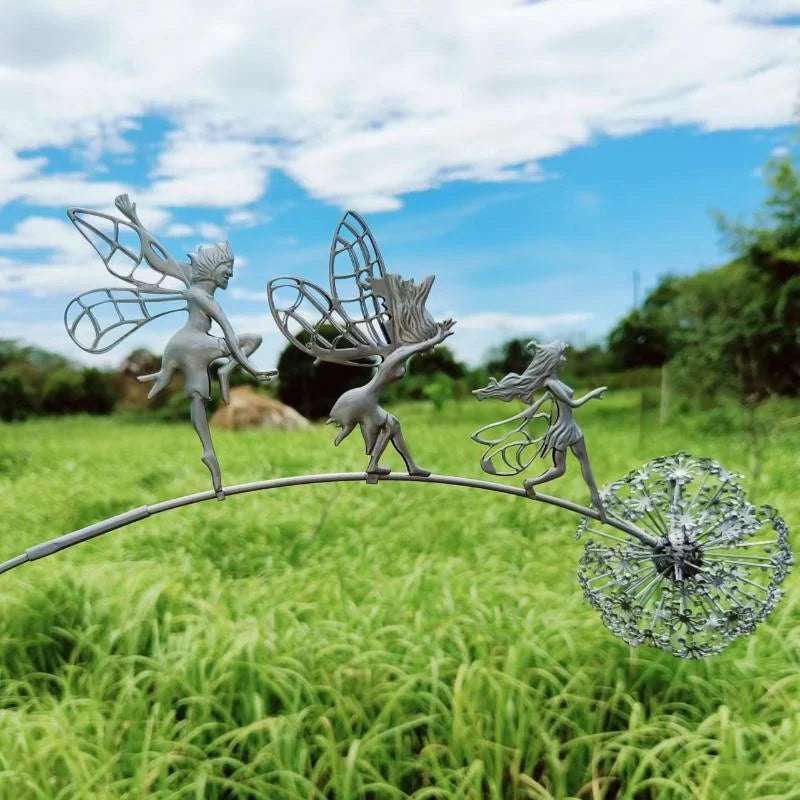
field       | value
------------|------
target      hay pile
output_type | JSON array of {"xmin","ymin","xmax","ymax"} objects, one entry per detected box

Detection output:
[{"xmin": 211, "ymin": 386, "xmax": 310, "ymax": 430}]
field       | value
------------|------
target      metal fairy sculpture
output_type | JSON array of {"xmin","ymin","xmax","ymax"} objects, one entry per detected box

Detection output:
[
  {"xmin": 472, "ymin": 340, "xmax": 607, "ymax": 518},
  {"xmin": 268, "ymin": 211, "xmax": 455, "ymax": 478},
  {"xmin": 64, "ymin": 194, "xmax": 276, "ymax": 498},
  {"xmin": 0, "ymin": 201, "xmax": 791, "ymax": 661}
]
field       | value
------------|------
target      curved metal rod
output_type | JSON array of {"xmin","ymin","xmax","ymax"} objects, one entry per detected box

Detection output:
[{"xmin": 0, "ymin": 472, "xmax": 658, "ymax": 577}]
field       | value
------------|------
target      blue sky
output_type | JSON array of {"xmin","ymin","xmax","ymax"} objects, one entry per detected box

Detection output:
[{"xmin": 0, "ymin": 0, "xmax": 798, "ymax": 367}]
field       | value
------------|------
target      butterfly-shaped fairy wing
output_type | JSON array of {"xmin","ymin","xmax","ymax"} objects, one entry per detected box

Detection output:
[
  {"xmin": 68, "ymin": 195, "xmax": 190, "ymax": 290},
  {"xmin": 65, "ymin": 195, "xmax": 190, "ymax": 354},
  {"xmin": 471, "ymin": 399, "xmax": 554, "ymax": 476},
  {"xmin": 268, "ymin": 211, "xmax": 395, "ymax": 367},
  {"xmin": 65, "ymin": 288, "xmax": 187, "ymax": 354},
  {"xmin": 328, "ymin": 211, "xmax": 392, "ymax": 348}
]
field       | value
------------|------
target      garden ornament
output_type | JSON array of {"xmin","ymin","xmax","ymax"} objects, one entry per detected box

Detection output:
[{"xmin": 0, "ymin": 199, "xmax": 791, "ymax": 660}]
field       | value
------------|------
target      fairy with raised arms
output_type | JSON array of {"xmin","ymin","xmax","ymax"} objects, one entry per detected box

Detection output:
[
  {"xmin": 268, "ymin": 210, "xmax": 454, "ymax": 478},
  {"xmin": 65, "ymin": 194, "xmax": 276, "ymax": 497}
]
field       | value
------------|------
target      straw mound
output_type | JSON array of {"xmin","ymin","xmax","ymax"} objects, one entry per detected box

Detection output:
[{"xmin": 211, "ymin": 386, "xmax": 310, "ymax": 430}]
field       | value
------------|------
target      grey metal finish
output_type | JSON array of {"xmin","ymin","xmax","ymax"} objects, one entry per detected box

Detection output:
[
  {"xmin": 268, "ymin": 211, "xmax": 454, "ymax": 477},
  {"xmin": 0, "ymin": 471, "xmax": 656, "ymax": 578},
  {"xmin": 7, "ymin": 201, "xmax": 785, "ymax": 659},
  {"xmin": 64, "ymin": 195, "xmax": 277, "ymax": 497},
  {"xmin": 576, "ymin": 454, "xmax": 793, "ymax": 658},
  {"xmin": 473, "ymin": 340, "xmax": 607, "ymax": 517}
]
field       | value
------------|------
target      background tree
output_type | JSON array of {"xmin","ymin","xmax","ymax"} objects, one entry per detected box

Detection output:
[
  {"xmin": 385, "ymin": 345, "xmax": 468, "ymax": 402},
  {"xmin": 484, "ymin": 337, "xmax": 535, "ymax": 376},
  {"xmin": 0, "ymin": 339, "xmax": 120, "ymax": 418},
  {"xmin": 0, "ymin": 371, "xmax": 35, "ymax": 421},
  {"xmin": 276, "ymin": 325, "xmax": 366, "ymax": 419},
  {"xmin": 607, "ymin": 277, "xmax": 680, "ymax": 370}
]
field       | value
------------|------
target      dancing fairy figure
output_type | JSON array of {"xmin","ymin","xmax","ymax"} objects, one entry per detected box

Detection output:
[
  {"xmin": 268, "ymin": 211, "xmax": 455, "ymax": 477},
  {"xmin": 65, "ymin": 194, "xmax": 276, "ymax": 498},
  {"xmin": 472, "ymin": 340, "xmax": 607, "ymax": 519}
]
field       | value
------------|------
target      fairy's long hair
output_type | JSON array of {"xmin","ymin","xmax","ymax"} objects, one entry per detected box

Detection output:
[{"xmin": 474, "ymin": 340, "xmax": 567, "ymax": 403}]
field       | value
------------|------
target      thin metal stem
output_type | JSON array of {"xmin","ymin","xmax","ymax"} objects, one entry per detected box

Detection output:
[
  {"xmin": 0, "ymin": 471, "xmax": 658, "ymax": 577},
  {"xmin": 636, "ymin": 574, "xmax": 663, "ymax": 606},
  {"xmin": 705, "ymin": 541, "xmax": 777, "ymax": 551},
  {"xmin": 583, "ymin": 527, "xmax": 652, "ymax": 551},
  {"xmin": 703, "ymin": 554, "xmax": 773, "ymax": 565},
  {"xmin": 650, "ymin": 591, "xmax": 667, "ymax": 629},
  {"xmin": 684, "ymin": 473, "xmax": 709, "ymax": 515}
]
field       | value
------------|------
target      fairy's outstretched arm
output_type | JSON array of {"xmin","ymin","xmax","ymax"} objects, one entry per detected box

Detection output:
[
  {"xmin": 546, "ymin": 379, "xmax": 606, "ymax": 408},
  {"xmin": 113, "ymin": 194, "xmax": 190, "ymax": 286},
  {"xmin": 372, "ymin": 319, "xmax": 455, "ymax": 392},
  {"xmin": 189, "ymin": 289, "xmax": 276, "ymax": 380}
]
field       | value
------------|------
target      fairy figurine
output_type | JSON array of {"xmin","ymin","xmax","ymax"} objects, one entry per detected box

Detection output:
[
  {"xmin": 472, "ymin": 340, "xmax": 607, "ymax": 518},
  {"xmin": 65, "ymin": 194, "xmax": 276, "ymax": 498},
  {"xmin": 268, "ymin": 211, "xmax": 455, "ymax": 478}
]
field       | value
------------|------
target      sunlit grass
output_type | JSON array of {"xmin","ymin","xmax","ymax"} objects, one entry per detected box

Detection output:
[{"xmin": 0, "ymin": 392, "xmax": 798, "ymax": 798}]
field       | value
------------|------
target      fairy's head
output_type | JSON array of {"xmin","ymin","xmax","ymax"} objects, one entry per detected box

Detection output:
[
  {"xmin": 524, "ymin": 339, "xmax": 568, "ymax": 385},
  {"xmin": 473, "ymin": 339, "xmax": 568, "ymax": 403},
  {"xmin": 188, "ymin": 242, "xmax": 234, "ymax": 288}
]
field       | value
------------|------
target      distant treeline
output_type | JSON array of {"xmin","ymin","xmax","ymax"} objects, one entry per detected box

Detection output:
[
  {"xmin": 1, "ymin": 155, "xmax": 797, "ymax": 421},
  {"xmin": 0, "ymin": 341, "xmax": 116, "ymax": 421}
]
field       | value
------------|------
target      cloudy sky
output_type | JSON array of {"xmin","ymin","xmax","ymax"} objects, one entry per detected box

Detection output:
[{"xmin": 1, "ymin": 0, "xmax": 798, "ymax": 368}]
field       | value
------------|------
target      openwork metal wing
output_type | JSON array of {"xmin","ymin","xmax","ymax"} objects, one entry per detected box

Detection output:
[
  {"xmin": 68, "ymin": 195, "xmax": 189, "ymax": 290},
  {"xmin": 65, "ymin": 288, "xmax": 187, "ymax": 354},
  {"xmin": 267, "ymin": 276, "xmax": 392, "ymax": 367},
  {"xmin": 328, "ymin": 211, "xmax": 392, "ymax": 347},
  {"xmin": 471, "ymin": 400, "xmax": 553, "ymax": 476}
]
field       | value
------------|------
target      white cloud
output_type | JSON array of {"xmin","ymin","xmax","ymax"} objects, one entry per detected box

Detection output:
[
  {"xmin": 226, "ymin": 209, "xmax": 269, "ymax": 227},
  {"xmin": 0, "ymin": 216, "xmax": 104, "ymax": 295},
  {"xmin": 2, "ymin": 0, "xmax": 800, "ymax": 360},
  {"xmin": 164, "ymin": 222, "xmax": 194, "ymax": 237},
  {"xmin": 442, "ymin": 310, "xmax": 596, "ymax": 365},
  {"xmin": 456, "ymin": 311, "xmax": 593, "ymax": 332},
  {"xmin": 0, "ymin": 0, "xmax": 798, "ymax": 214},
  {"xmin": 164, "ymin": 220, "xmax": 232, "ymax": 242},
  {"xmin": 197, "ymin": 222, "xmax": 226, "ymax": 241},
  {"xmin": 230, "ymin": 288, "xmax": 269, "ymax": 301},
  {"xmin": 721, "ymin": 0, "xmax": 800, "ymax": 20}
]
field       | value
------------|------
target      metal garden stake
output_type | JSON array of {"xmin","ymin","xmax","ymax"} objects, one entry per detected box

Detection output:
[{"xmin": 0, "ymin": 199, "xmax": 791, "ymax": 660}]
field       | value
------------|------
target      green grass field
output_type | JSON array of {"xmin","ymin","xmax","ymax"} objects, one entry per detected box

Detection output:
[{"xmin": 0, "ymin": 392, "xmax": 798, "ymax": 799}]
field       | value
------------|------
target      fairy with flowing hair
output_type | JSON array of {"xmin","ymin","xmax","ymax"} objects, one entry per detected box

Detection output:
[{"xmin": 472, "ymin": 340, "xmax": 607, "ymax": 519}]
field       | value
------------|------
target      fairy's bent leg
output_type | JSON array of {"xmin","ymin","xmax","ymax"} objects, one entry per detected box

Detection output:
[
  {"xmin": 389, "ymin": 418, "xmax": 430, "ymax": 477},
  {"xmin": 571, "ymin": 438, "xmax": 606, "ymax": 521},
  {"xmin": 523, "ymin": 449, "xmax": 566, "ymax": 497},
  {"xmin": 366, "ymin": 418, "xmax": 394, "ymax": 475},
  {"xmin": 190, "ymin": 393, "xmax": 224, "ymax": 500},
  {"xmin": 137, "ymin": 364, "xmax": 176, "ymax": 399},
  {"xmin": 217, "ymin": 334, "xmax": 262, "ymax": 403}
]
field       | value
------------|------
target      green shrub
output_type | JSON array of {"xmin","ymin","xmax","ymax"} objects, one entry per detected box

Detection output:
[
  {"xmin": 0, "ymin": 370, "xmax": 35, "ymax": 421},
  {"xmin": 41, "ymin": 368, "xmax": 86, "ymax": 414}
]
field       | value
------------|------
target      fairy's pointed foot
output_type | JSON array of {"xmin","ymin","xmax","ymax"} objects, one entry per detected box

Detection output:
[
  {"xmin": 201, "ymin": 451, "xmax": 223, "ymax": 496},
  {"xmin": 523, "ymin": 480, "xmax": 537, "ymax": 499},
  {"xmin": 480, "ymin": 457, "xmax": 497, "ymax": 475}
]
